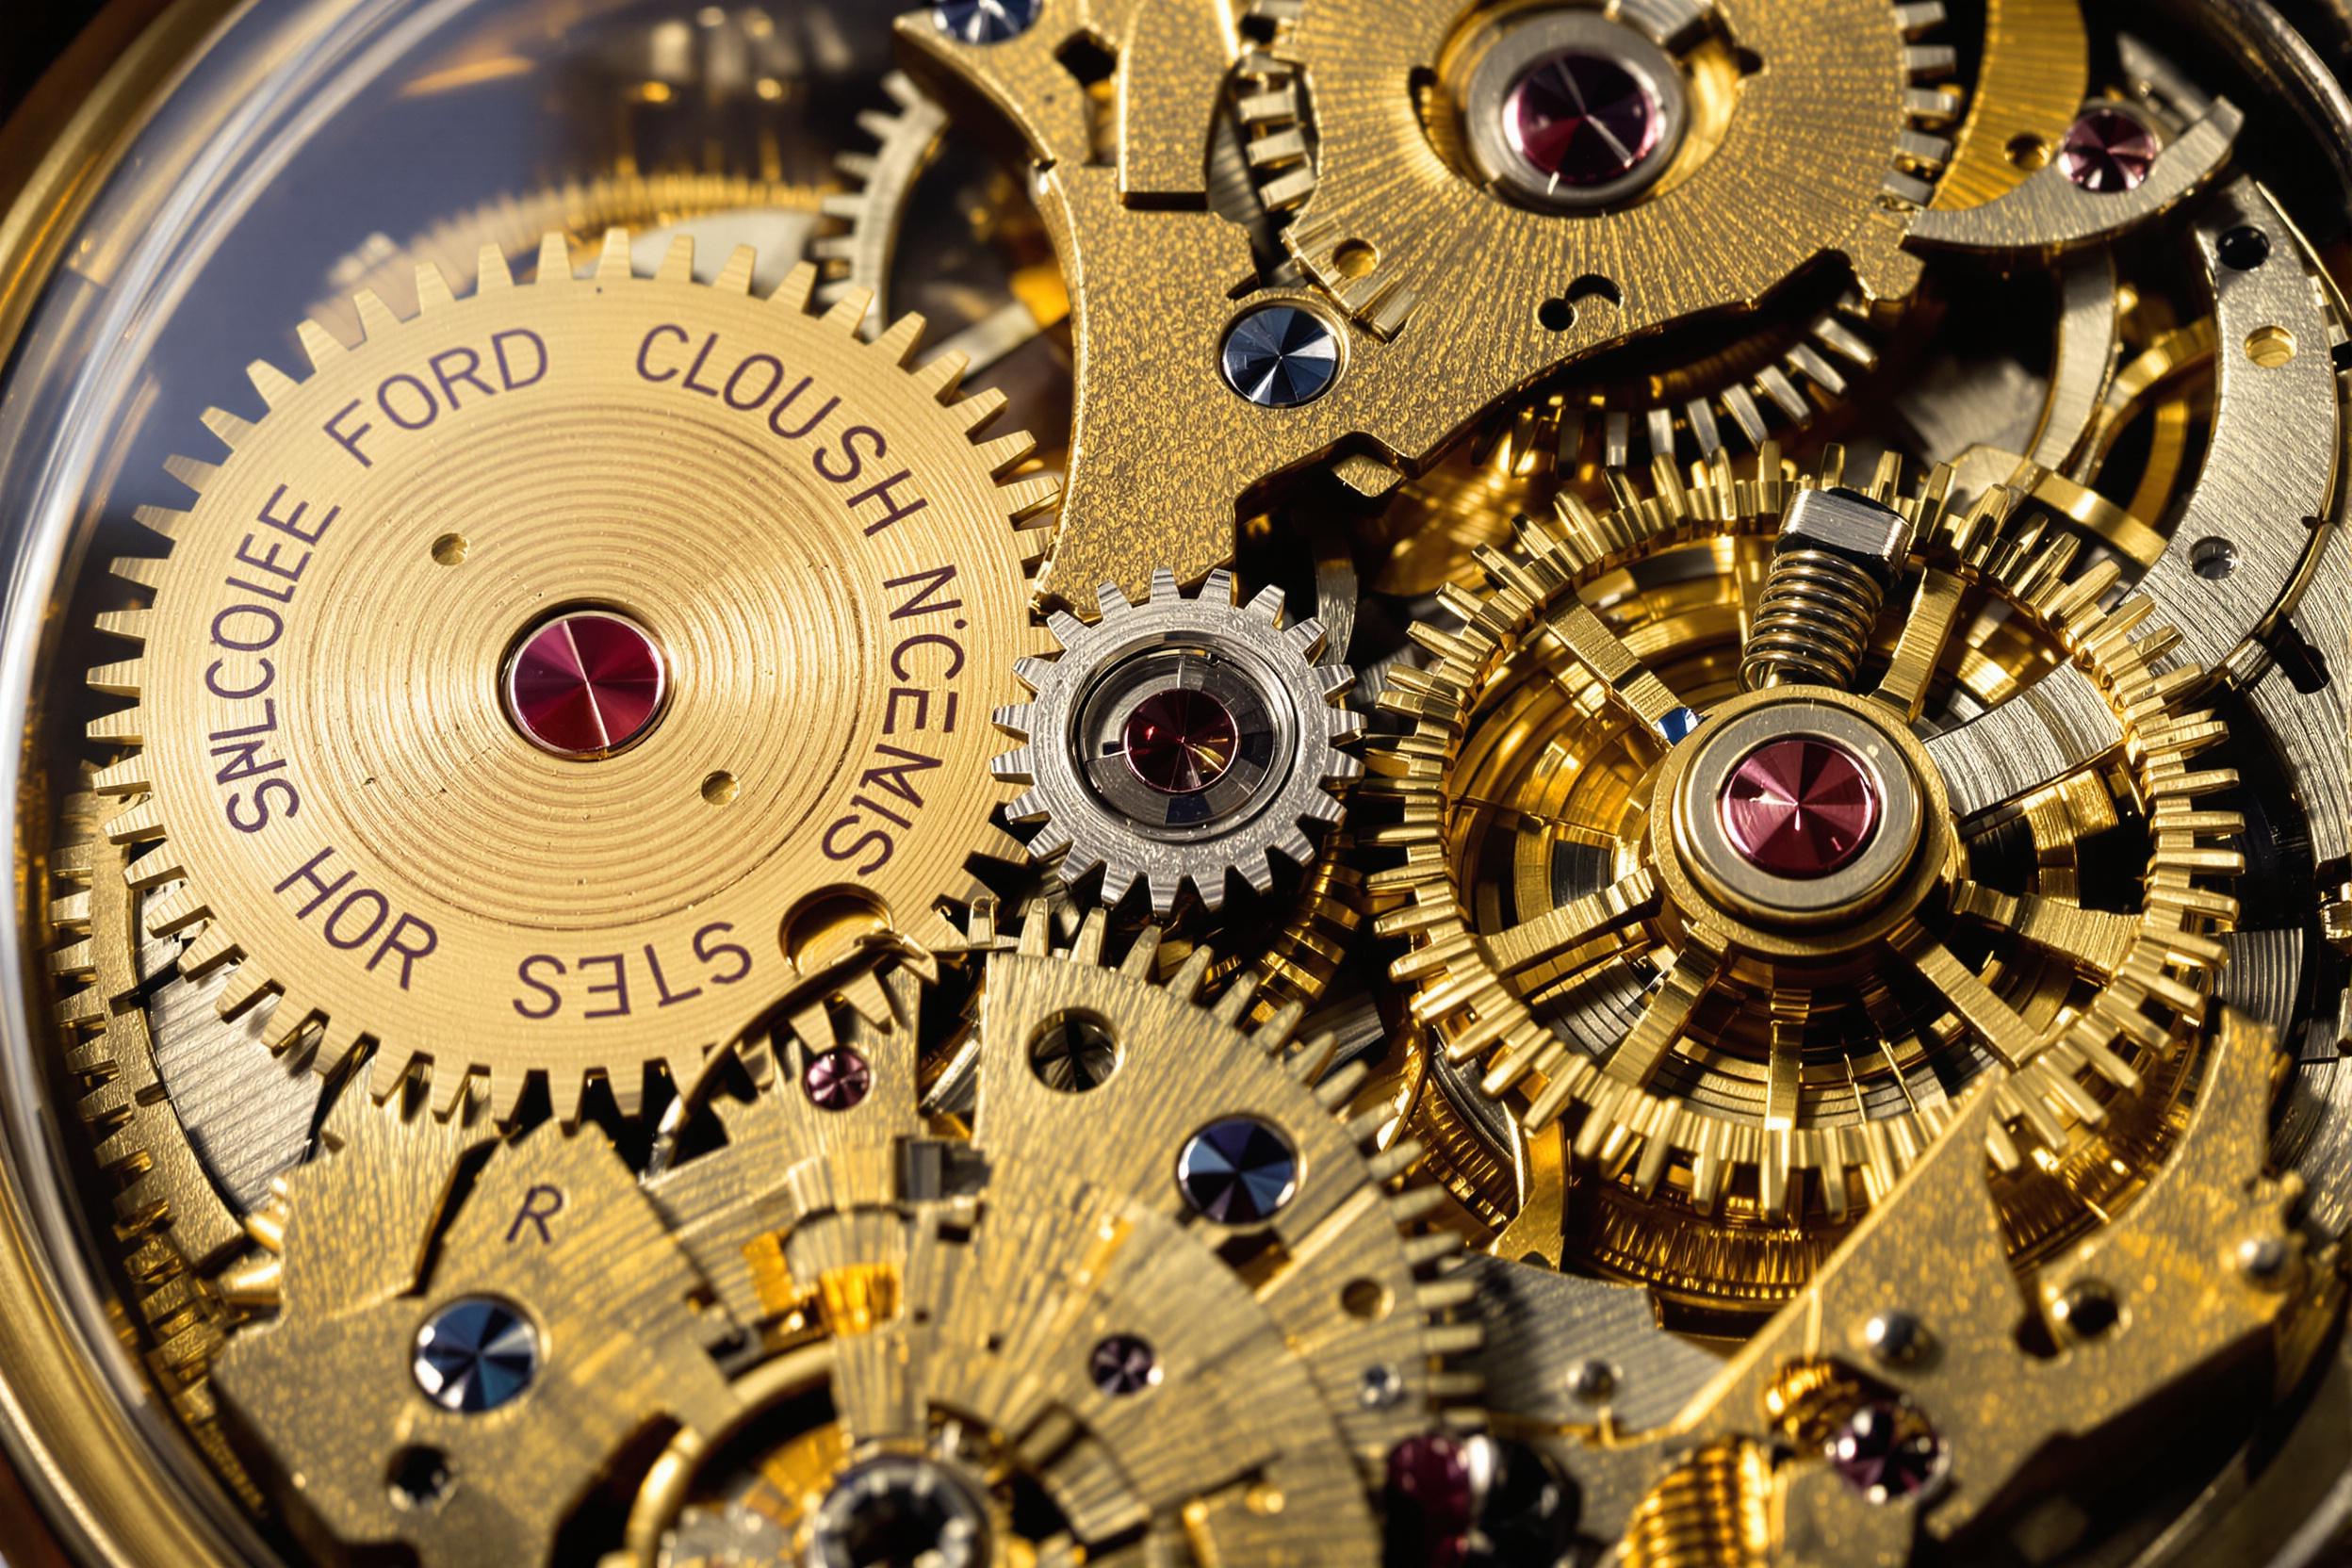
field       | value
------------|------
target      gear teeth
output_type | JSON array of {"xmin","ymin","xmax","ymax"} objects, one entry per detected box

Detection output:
[
  {"xmin": 1152, "ymin": 869, "xmax": 1194, "ymax": 917},
  {"xmin": 87, "ymin": 661, "xmax": 142, "ymax": 697},
  {"xmin": 1119, "ymin": 925, "xmax": 1163, "ymax": 979},
  {"xmin": 998, "ymin": 474, "xmax": 1061, "ymax": 530},
  {"xmin": 199, "ymin": 406, "xmax": 254, "ymax": 449},
  {"xmin": 594, "ymin": 227, "xmax": 632, "ymax": 280},
  {"xmin": 1004, "ymin": 565, "xmax": 1359, "ymax": 917},
  {"xmin": 908, "ymin": 349, "xmax": 969, "ymax": 401},
  {"xmin": 110, "ymin": 557, "xmax": 163, "ymax": 593},
  {"xmin": 161, "ymin": 454, "xmax": 219, "ymax": 495},
  {"xmin": 245, "ymin": 359, "xmax": 299, "ymax": 408},
  {"xmin": 85, "ymin": 706, "xmax": 139, "ymax": 747},
  {"xmin": 414, "ymin": 260, "xmax": 457, "ymax": 312},
  {"xmin": 476, "ymin": 242, "xmax": 514, "ymax": 293},
  {"xmin": 771, "ymin": 259, "xmax": 819, "ymax": 313},
  {"xmin": 92, "ymin": 607, "xmax": 147, "ymax": 645},
  {"xmin": 351, "ymin": 288, "xmax": 403, "ymax": 339},
  {"xmin": 653, "ymin": 231, "xmax": 696, "ymax": 284},
  {"xmin": 871, "ymin": 312, "xmax": 927, "ymax": 364},
  {"xmin": 216, "ymin": 962, "xmax": 272, "ymax": 1018},
  {"xmin": 820, "ymin": 286, "xmax": 875, "ymax": 336},
  {"xmin": 131, "ymin": 504, "xmax": 185, "ymax": 544},
  {"xmin": 710, "ymin": 244, "xmax": 758, "ymax": 295},
  {"xmin": 93, "ymin": 223, "xmax": 1050, "ymax": 1134},
  {"xmin": 954, "ymin": 386, "xmax": 1011, "ymax": 439},
  {"xmin": 974, "ymin": 431, "xmax": 1037, "ymax": 477},
  {"xmin": 294, "ymin": 319, "xmax": 342, "ymax": 368},
  {"xmin": 90, "ymin": 757, "xmax": 147, "ymax": 796},
  {"xmin": 534, "ymin": 230, "xmax": 574, "ymax": 285}
]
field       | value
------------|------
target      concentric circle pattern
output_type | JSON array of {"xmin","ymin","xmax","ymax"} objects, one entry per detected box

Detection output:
[{"xmin": 97, "ymin": 235, "xmax": 1053, "ymax": 1114}]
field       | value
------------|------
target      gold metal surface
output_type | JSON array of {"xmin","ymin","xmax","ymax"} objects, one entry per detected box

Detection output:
[
  {"xmin": 1589, "ymin": 1008, "xmax": 2309, "ymax": 1559},
  {"xmin": 1366, "ymin": 449, "xmax": 2241, "ymax": 1308},
  {"xmin": 86, "ymin": 229, "xmax": 1056, "ymax": 1119},
  {"xmin": 902, "ymin": 0, "xmax": 1942, "ymax": 602}
]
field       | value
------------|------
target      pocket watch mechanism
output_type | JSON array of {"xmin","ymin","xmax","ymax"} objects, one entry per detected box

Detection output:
[{"xmin": 6, "ymin": 3, "xmax": 2352, "ymax": 1567}]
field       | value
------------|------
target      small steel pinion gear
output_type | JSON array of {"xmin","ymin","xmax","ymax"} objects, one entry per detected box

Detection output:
[
  {"xmin": 85, "ymin": 228, "xmax": 1059, "ymax": 1120},
  {"xmin": 992, "ymin": 567, "xmax": 1363, "ymax": 917},
  {"xmin": 1368, "ymin": 447, "xmax": 2242, "ymax": 1311}
]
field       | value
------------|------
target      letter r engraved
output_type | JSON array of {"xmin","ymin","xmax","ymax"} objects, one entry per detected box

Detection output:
[{"xmin": 507, "ymin": 1184, "xmax": 566, "ymax": 1245}]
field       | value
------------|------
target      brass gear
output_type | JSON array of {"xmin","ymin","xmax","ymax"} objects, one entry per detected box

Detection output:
[
  {"xmin": 622, "ymin": 905, "xmax": 1476, "ymax": 1567},
  {"xmin": 211, "ymin": 914, "xmax": 1474, "ymax": 1566},
  {"xmin": 1273, "ymin": 0, "xmax": 1949, "ymax": 341},
  {"xmin": 312, "ymin": 169, "xmax": 828, "ymax": 342},
  {"xmin": 1366, "ymin": 448, "xmax": 2241, "ymax": 1310},
  {"xmin": 87, "ymin": 230, "xmax": 1059, "ymax": 1121}
]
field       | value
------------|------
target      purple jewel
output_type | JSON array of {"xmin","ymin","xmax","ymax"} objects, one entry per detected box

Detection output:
[
  {"xmin": 1177, "ymin": 1116, "xmax": 1299, "ymax": 1224},
  {"xmin": 1504, "ymin": 50, "xmax": 1662, "ymax": 188},
  {"xmin": 803, "ymin": 1048, "xmax": 873, "ymax": 1112},
  {"xmin": 1088, "ymin": 1333, "xmax": 1159, "ymax": 1396},
  {"xmin": 1383, "ymin": 1433, "xmax": 1476, "ymax": 1568},
  {"xmin": 2058, "ymin": 108, "xmax": 2159, "ymax": 193},
  {"xmin": 1829, "ymin": 1403, "xmax": 1946, "ymax": 1502}
]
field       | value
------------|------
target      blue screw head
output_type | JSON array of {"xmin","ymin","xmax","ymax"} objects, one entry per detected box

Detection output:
[
  {"xmin": 413, "ymin": 1298, "xmax": 539, "ymax": 1413},
  {"xmin": 1221, "ymin": 304, "xmax": 1342, "ymax": 408},
  {"xmin": 933, "ymin": 0, "xmax": 1040, "ymax": 44},
  {"xmin": 1657, "ymin": 706, "xmax": 1703, "ymax": 744},
  {"xmin": 1177, "ymin": 1116, "xmax": 1300, "ymax": 1223}
]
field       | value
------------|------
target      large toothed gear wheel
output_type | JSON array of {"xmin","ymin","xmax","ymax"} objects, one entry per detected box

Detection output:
[
  {"xmin": 1369, "ymin": 449, "xmax": 2244, "ymax": 1311},
  {"xmin": 619, "ymin": 906, "xmax": 1478, "ymax": 1568},
  {"xmin": 992, "ymin": 568, "xmax": 1363, "ymax": 917},
  {"xmin": 84, "ymin": 229, "xmax": 1058, "ymax": 1121}
]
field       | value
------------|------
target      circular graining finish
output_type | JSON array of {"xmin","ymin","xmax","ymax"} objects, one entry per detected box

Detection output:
[
  {"xmin": 1458, "ymin": 9, "xmax": 1688, "ymax": 211},
  {"xmin": 118, "ymin": 244, "xmax": 1037, "ymax": 1102},
  {"xmin": 1655, "ymin": 688, "xmax": 1945, "ymax": 945},
  {"xmin": 809, "ymin": 1454, "xmax": 991, "ymax": 1568},
  {"xmin": 503, "ymin": 610, "xmax": 668, "ymax": 757},
  {"xmin": 412, "ymin": 1298, "xmax": 539, "ymax": 1413},
  {"xmin": 1504, "ymin": 50, "xmax": 1663, "ymax": 188},
  {"xmin": 1120, "ymin": 686, "xmax": 1240, "ymax": 793},
  {"xmin": 1718, "ymin": 736, "xmax": 1880, "ymax": 878},
  {"xmin": 2057, "ymin": 107, "xmax": 2159, "ymax": 193}
]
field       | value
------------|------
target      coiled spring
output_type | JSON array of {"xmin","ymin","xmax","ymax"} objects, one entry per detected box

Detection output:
[
  {"xmin": 1622, "ymin": 1439, "xmax": 1776, "ymax": 1568},
  {"xmin": 1739, "ymin": 547, "xmax": 1886, "ymax": 691}
]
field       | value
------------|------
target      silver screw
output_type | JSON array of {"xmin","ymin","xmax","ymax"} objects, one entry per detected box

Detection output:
[
  {"xmin": 1359, "ymin": 1363, "xmax": 1406, "ymax": 1410},
  {"xmin": 2236, "ymin": 1234, "xmax": 2293, "ymax": 1287},
  {"xmin": 1565, "ymin": 1358, "xmax": 1617, "ymax": 1403},
  {"xmin": 1865, "ymin": 1309, "xmax": 1931, "ymax": 1368}
]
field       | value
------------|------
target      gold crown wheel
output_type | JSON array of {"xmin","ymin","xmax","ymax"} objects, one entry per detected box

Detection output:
[
  {"xmin": 87, "ymin": 229, "xmax": 1059, "ymax": 1120},
  {"xmin": 1367, "ymin": 449, "xmax": 2241, "ymax": 1306}
]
